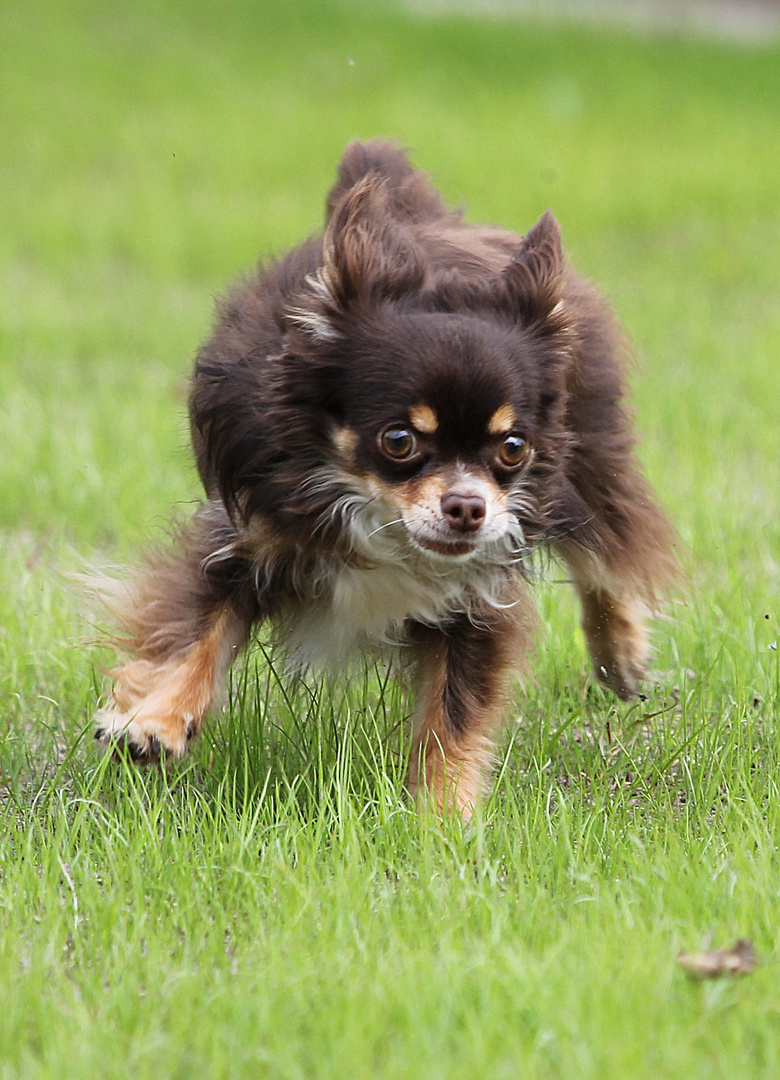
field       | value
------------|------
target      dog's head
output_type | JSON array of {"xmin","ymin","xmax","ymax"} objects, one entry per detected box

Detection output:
[
  {"xmin": 275, "ymin": 178, "xmax": 575, "ymax": 564},
  {"xmin": 195, "ymin": 176, "xmax": 581, "ymax": 565}
]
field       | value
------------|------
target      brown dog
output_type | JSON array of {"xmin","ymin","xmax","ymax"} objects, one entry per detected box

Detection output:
[{"xmin": 95, "ymin": 139, "xmax": 677, "ymax": 815}]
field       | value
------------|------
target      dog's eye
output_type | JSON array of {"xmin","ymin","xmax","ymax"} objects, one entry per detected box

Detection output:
[
  {"xmin": 497, "ymin": 434, "xmax": 529, "ymax": 468},
  {"xmin": 379, "ymin": 427, "xmax": 418, "ymax": 461}
]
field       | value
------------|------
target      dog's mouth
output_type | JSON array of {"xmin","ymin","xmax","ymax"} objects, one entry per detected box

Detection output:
[
  {"xmin": 410, "ymin": 534, "xmax": 479, "ymax": 558},
  {"xmin": 357, "ymin": 473, "xmax": 515, "ymax": 562}
]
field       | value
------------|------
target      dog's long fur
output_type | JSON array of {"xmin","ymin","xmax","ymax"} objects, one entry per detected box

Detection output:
[{"xmin": 95, "ymin": 139, "xmax": 677, "ymax": 814}]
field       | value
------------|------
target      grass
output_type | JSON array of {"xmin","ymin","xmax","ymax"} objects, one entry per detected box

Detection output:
[{"xmin": 1, "ymin": 0, "xmax": 779, "ymax": 1075}]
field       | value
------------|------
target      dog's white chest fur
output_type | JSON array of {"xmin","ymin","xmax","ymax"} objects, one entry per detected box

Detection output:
[{"xmin": 282, "ymin": 546, "xmax": 513, "ymax": 671}]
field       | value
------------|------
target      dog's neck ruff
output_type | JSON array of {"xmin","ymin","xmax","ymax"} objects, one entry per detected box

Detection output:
[{"xmin": 276, "ymin": 498, "xmax": 525, "ymax": 672}]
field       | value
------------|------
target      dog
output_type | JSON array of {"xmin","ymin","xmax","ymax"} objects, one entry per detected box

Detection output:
[{"xmin": 94, "ymin": 139, "xmax": 677, "ymax": 815}]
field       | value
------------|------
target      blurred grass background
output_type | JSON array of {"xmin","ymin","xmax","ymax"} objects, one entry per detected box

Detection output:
[
  {"xmin": 2, "ymin": 0, "xmax": 778, "ymax": 547},
  {"xmin": 1, "ymin": 1, "xmax": 779, "ymax": 1076}
]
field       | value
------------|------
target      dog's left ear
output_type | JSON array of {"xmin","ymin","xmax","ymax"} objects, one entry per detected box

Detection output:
[{"xmin": 495, "ymin": 210, "xmax": 566, "ymax": 331}]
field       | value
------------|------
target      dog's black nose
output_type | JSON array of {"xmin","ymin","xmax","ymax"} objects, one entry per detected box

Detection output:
[{"xmin": 441, "ymin": 492, "xmax": 486, "ymax": 533}]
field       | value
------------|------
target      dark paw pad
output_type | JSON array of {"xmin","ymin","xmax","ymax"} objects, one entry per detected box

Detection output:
[{"xmin": 95, "ymin": 728, "xmax": 161, "ymax": 765}]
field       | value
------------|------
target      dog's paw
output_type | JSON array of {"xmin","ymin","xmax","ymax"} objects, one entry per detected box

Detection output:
[
  {"xmin": 593, "ymin": 648, "xmax": 645, "ymax": 701},
  {"xmin": 94, "ymin": 723, "xmax": 162, "ymax": 764},
  {"xmin": 94, "ymin": 705, "xmax": 195, "ymax": 764}
]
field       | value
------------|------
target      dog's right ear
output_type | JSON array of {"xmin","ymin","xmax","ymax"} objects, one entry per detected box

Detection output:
[
  {"xmin": 325, "ymin": 174, "xmax": 426, "ymax": 305},
  {"xmin": 286, "ymin": 175, "xmax": 424, "ymax": 344}
]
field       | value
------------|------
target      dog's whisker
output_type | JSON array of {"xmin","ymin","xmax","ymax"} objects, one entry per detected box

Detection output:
[{"xmin": 365, "ymin": 518, "xmax": 406, "ymax": 540}]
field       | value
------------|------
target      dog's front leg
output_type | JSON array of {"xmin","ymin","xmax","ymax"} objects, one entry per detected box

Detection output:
[
  {"xmin": 94, "ymin": 502, "xmax": 261, "ymax": 762},
  {"xmin": 407, "ymin": 599, "xmax": 531, "ymax": 818}
]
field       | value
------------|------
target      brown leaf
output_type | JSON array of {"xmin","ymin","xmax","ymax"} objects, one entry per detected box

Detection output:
[{"xmin": 676, "ymin": 938, "xmax": 757, "ymax": 980}]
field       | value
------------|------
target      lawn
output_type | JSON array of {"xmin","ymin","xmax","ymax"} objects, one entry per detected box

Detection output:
[{"xmin": 1, "ymin": 1, "xmax": 779, "ymax": 1076}]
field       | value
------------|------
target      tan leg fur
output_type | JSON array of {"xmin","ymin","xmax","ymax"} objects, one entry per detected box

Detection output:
[{"xmin": 95, "ymin": 607, "xmax": 244, "ymax": 761}]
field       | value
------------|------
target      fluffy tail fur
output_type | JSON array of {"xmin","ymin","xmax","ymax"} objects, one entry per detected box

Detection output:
[{"xmin": 325, "ymin": 138, "xmax": 450, "ymax": 226}]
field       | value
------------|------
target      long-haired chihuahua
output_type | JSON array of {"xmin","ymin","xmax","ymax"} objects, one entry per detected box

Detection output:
[{"xmin": 94, "ymin": 139, "xmax": 677, "ymax": 815}]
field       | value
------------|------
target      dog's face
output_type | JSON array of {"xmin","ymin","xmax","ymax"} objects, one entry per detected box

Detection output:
[
  {"xmin": 321, "ymin": 310, "xmax": 551, "ymax": 563},
  {"xmin": 278, "ymin": 296, "xmax": 572, "ymax": 567}
]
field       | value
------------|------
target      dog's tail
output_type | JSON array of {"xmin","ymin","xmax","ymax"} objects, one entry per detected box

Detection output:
[{"xmin": 325, "ymin": 138, "xmax": 450, "ymax": 226}]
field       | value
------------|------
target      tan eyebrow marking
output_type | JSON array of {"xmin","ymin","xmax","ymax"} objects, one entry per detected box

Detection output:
[
  {"xmin": 409, "ymin": 405, "xmax": 438, "ymax": 434},
  {"xmin": 487, "ymin": 404, "xmax": 516, "ymax": 435},
  {"xmin": 332, "ymin": 426, "xmax": 358, "ymax": 461}
]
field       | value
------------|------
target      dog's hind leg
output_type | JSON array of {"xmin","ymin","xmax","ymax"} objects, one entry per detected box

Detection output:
[
  {"xmin": 93, "ymin": 501, "xmax": 261, "ymax": 762},
  {"xmin": 407, "ymin": 594, "xmax": 534, "ymax": 817}
]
